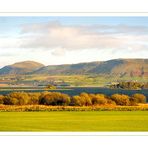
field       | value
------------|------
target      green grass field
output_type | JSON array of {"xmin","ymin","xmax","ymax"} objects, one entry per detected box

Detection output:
[{"xmin": 0, "ymin": 111, "xmax": 148, "ymax": 131}]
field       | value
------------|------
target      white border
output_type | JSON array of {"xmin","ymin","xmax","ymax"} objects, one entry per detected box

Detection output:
[
  {"xmin": 0, "ymin": 12, "xmax": 148, "ymax": 136},
  {"xmin": 0, "ymin": 0, "xmax": 148, "ymax": 13},
  {"xmin": 0, "ymin": 12, "xmax": 148, "ymax": 16}
]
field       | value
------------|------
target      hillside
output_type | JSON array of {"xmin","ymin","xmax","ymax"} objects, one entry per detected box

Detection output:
[
  {"xmin": 32, "ymin": 62, "xmax": 101, "ymax": 75},
  {"xmin": 0, "ymin": 61, "xmax": 44, "ymax": 75},
  {"xmin": 32, "ymin": 59, "xmax": 148, "ymax": 77},
  {"xmin": 0, "ymin": 59, "xmax": 147, "ymax": 77}
]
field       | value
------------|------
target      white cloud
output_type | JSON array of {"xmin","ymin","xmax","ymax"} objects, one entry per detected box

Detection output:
[
  {"xmin": 0, "ymin": 37, "xmax": 20, "ymax": 48},
  {"xmin": 19, "ymin": 21, "xmax": 148, "ymax": 52},
  {"xmin": 1, "ymin": 21, "xmax": 148, "ymax": 52},
  {"xmin": 51, "ymin": 47, "xmax": 66, "ymax": 56},
  {"xmin": 0, "ymin": 21, "xmax": 148, "ymax": 67}
]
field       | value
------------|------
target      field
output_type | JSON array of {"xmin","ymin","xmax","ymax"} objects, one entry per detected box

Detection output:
[
  {"xmin": 0, "ymin": 111, "xmax": 148, "ymax": 131},
  {"xmin": 32, "ymin": 75, "xmax": 148, "ymax": 86},
  {"xmin": 2, "ymin": 74, "xmax": 147, "ymax": 87}
]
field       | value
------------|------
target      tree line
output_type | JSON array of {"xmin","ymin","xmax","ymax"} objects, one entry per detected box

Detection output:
[
  {"xmin": 0, "ymin": 91, "xmax": 146, "ymax": 106},
  {"xmin": 109, "ymin": 81, "xmax": 148, "ymax": 90}
]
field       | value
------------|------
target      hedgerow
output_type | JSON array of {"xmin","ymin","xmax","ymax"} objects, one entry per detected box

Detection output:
[{"xmin": 0, "ymin": 91, "xmax": 146, "ymax": 107}]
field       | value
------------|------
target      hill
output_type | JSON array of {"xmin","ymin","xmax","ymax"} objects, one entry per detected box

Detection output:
[
  {"xmin": 0, "ymin": 61, "xmax": 44, "ymax": 75},
  {"xmin": 0, "ymin": 59, "xmax": 147, "ymax": 77},
  {"xmin": 32, "ymin": 59, "xmax": 148, "ymax": 77}
]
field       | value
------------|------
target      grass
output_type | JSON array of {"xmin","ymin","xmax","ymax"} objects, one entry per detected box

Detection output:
[{"xmin": 0, "ymin": 111, "xmax": 148, "ymax": 131}]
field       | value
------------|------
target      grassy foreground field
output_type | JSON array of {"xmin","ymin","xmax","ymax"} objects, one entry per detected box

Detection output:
[{"xmin": 0, "ymin": 111, "xmax": 148, "ymax": 131}]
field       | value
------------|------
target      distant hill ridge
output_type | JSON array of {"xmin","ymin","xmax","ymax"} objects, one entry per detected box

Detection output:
[
  {"xmin": 0, "ymin": 59, "xmax": 148, "ymax": 77},
  {"xmin": 0, "ymin": 61, "xmax": 44, "ymax": 75}
]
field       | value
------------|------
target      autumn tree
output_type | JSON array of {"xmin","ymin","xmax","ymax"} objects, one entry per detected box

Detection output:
[
  {"xmin": 132, "ymin": 93, "xmax": 146, "ymax": 103},
  {"xmin": 0, "ymin": 95, "xmax": 4, "ymax": 104},
  {"xmin": 111, "ymin": 94, "xmax": 130, "ymax": 106}
]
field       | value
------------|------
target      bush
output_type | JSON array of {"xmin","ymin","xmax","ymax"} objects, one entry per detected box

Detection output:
[
  {"xmin": 107, "ymin": 99, "xmax": 116, "ymax": 105},
  {"xmin": 71, "ymin": 95, "xmax": 84, "ymax": 106},
  {"xmin": 56, "ymin": 93, "xmax": 71, "ymax": 106},
  {"xmin": 90, "ymin": 94, "xmax": 107, "ymax": 105},
  {"xmin": 39, "ymin": 92, "xmax": 70, "ymax": 106},
  {"xmin": 0, "ymin": 95, "xmax": 4, "ymax": 104},
  {"xmin": 10, "ymin": 98, "xmax": 19, "ymax": 105},
  {"xmin": 111, "ymin": 94, "xmax": 130, "ymax": 106},
  {"xmin": 28, "ymin": 93, "xmax": 40, "ymax": 105},
  {"xmin": 1, "ymin": 91, "xmax": 146, "ymax": 107},
  {"xmin": 4, "ymin": 92, "xmax": 30, "ymax": 105},
  {"xmin": 80, "ymin": 93, "xmax": 92, "ymax": 106},
  {"xmin": 129, "ymin": 97, "xmax": 138, "ymax": 106},
  {"xmin": 132, "ymin": 93, "xmax": 146, "ymax": 103},
  {"xmin": 40, "ymin": 93, "xmax": 55, "ymax": 105}
]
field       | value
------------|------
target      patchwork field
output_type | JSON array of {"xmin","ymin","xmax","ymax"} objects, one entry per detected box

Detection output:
[
  {"xmin": 32, "ymin": 75, "xmax": 148, "ymax": 86},
  {"xmin": 0, "ymin": 111, "xmax": 148, "ymax": 131}
]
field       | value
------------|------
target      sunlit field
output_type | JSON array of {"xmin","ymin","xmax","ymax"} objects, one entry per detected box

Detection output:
[{"xmin": 0, "ymin": 111, "xmax": 148, "ymax": 131}]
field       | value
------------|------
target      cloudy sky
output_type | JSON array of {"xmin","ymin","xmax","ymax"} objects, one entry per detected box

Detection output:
[{"xmin": 0, "ymin": 16, "xmax": 148, "ymax": 67}]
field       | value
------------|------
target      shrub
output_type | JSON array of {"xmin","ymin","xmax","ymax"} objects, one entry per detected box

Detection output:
[
  {"xmin": 132, "ymin": 93, "xmax": 146, "ymax": 103},
  {"xmin": 4, "ymin": 92, "xmax": 30, "ymax": 105},
  {"xmin": 90, "ymin": 94, "xmax": 107, "ymax": 105},
  {"xmin": 1, "ymin": 91, "xmax": 146, "ymax": 107},
  {"xmin": 40, "ymin": 93, "xmax": 55, "ymax": 105},
  {"xmin": 39, "ymin": 91, "xmax": 51, "ymax": 104},
  {"xmin": 39, "ymin": 92, "xmax": 71, "ymax": 106},
  {"xmin": 129, "ymin": 97, "xmax": 138, "ymax": 106},
  {"xmin": 80, "ymin": 93, "xmax": 92, "ymax": 106},
  {"xmin": 10, "ymin": 98, "xmax": 19, "ymax": 105},
  {"xmin": 28, "ymin": 93, "xmax": 40, "ymax": 105},
  {"xmin": 55, "ymin": 93, "xmax": 71, "ymax": 106},
  {"xmin": 107, "ymin": 99, "xmax": 116, "ymax": 105},
  {"xmin": 111, "ymin": 94, "xmax": 130, "ymax": 106},
  {"xmin": 71, "ymin": 95, "xmax": 83, "ymax": 106},
  {"xmin": 0, "ymin": 95, "xmax": 4, "ymax": 104}
]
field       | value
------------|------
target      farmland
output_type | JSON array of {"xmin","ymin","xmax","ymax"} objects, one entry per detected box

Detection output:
[
  {"xmin": 1, "ymin": 74, "xmax": 148, "ymax": 87},
  {"xmin": 0, "ymin": 111, "xmax": 148, "ymax": 131}
]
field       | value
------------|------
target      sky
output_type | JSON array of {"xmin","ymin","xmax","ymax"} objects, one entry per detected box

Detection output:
[{"xmin": 0, "ymin": 16, "xmax": 148, "ymax": 67}]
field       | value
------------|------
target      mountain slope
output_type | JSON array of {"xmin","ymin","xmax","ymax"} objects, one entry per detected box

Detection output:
[
  {"xmin": 0, "ymin": 61, "xmax": 44, "ymax": 75},
  {"xmin": 32, "ymin": 62, "xmax": 101, "ymax": 75},
  {"xmin": 32, "ymin": 59, "xmax": 148, "ymax": 77},
  {"xmin": 0, "ymin": 59, "xmax": 147, "ymax": 77}
]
